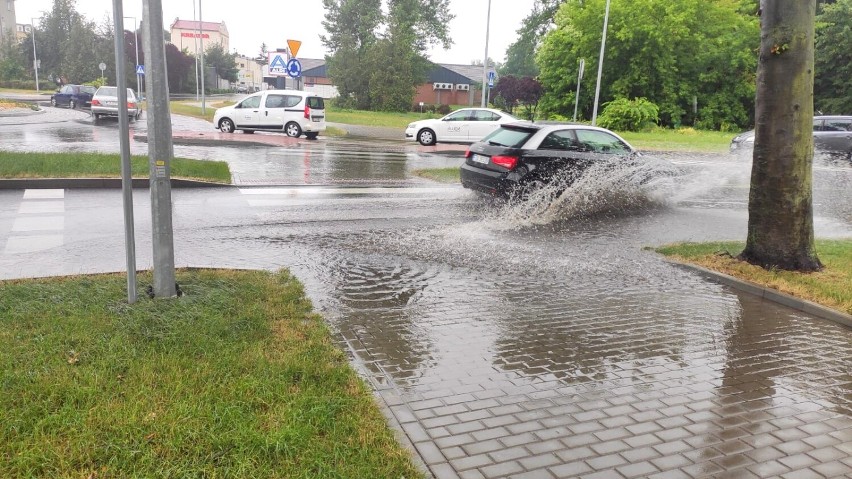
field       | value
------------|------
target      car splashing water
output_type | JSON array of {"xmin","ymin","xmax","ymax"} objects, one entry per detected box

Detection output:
[{"xmin": 482, "ymin": 155, "xmax": 689, "ymax": 229}]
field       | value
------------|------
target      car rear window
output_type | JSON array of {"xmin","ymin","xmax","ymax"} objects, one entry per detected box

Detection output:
[
  {"xmin": 307, "ymin": 97, "xmax": 324, "ymax": 109},
  {"xmin": 97, "ymin": 87, "xmax": 117, "ymax": 96},
  {"xmin": 82, "ymin": 86, "xmax": 96, "ymax": 94},
  {"xmin": 482, "ymin": 126, "xmax": 536, "ymax": 148}
]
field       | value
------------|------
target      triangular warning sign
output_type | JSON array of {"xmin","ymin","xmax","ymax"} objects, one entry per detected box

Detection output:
[{"xmin": 287, "ymin": 39, "xmax": 302, "ymax": 59}]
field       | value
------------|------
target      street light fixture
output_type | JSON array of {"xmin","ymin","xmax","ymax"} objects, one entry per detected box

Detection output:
[
  {"xmin": 124, "ymin": 16, "xmax": 141, "ymax": 98},
  {"xmin": 31, "ymin": 18, "xmax": 39, "ymax": 92}
]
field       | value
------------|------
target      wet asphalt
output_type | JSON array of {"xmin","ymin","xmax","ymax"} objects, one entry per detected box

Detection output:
[{"xmin": 1, "ymin": 106, "xmax": 852, "ymax": 478}]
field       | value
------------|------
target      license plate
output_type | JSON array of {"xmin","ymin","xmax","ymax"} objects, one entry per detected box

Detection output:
[
  {"xmin": 471, "ymin": 154, "xmax": 489, "ymax": 165},
  {"xmin": 105, "ymin": 101, "xmax": 116, "ymax": 106},
  {"xmin": 311, "ymin": 116, "xmax": 324, "ymax": 122}
]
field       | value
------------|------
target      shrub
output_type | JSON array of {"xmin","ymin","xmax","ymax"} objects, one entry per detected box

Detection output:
[
  {"xmin": 437, "ymin": 104, "xmax": 451, "ymax": 115},
  {"xmin": 597, "ymin": 97, "xmax": 660, "ymax": 132}
]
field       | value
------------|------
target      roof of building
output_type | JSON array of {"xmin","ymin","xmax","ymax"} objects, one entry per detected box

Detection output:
[
  {"xmin": 276, "ymin": 59, "xmax": 494, "ymax": 84},
  {"xmin": 170, "ymin": 19, "xmax": 228, "ymax": 34},
  {"xmin": 440, "ymin": 63, "xmax": 496, "ymax": 84}
]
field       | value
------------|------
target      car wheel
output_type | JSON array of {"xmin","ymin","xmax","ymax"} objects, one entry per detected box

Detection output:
[
  {"xmin": 93, "ymin": 113, "xmax": 100, "ymax": 122},
  {"xmin": 219, "ymin": 118, "xmax": 235, "ymax": 134},
  {"xmin": 305, "ymin": 132, "xmax": 319, "ymax": 140},
  {"xmin": 50, "ymin": 98, "xmax": 57, "ymax": 107},
  {"xmin": 70, "ymin": 99, "xmax": 77, "ymax": 109},
  {"xmin": 417, "ymin": 128, "xmax": 436, "ymax": 146},
  {"xmin": 285, "ymin": 122, "xmax": 302, "ymax": 138}
]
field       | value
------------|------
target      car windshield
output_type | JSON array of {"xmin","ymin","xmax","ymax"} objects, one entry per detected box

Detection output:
[
  {"xmin": 96, "ymin": 87, "xmax": 135, "ymax": 99},
  {"xmin": 482, "ymin": 126, "xmax": 536, "ymax": 148}
]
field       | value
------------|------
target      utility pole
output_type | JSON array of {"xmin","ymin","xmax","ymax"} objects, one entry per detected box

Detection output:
[
  {"xmin": 112, "ymin": 0, "xmax": 137, "ymax": 303},
  {"xmin": 31, "ymin": 18, "xmax": 39, "ymax": 92},
  {"xmin": 125, "ymin": 16, "xmax": 142, "ymax": 99},
  {"xmin": 480, "ymin": 0, "xmax": 492, "ymax": 108},
  {"xmin": 199, "ymin": 0, "xmax": 206, "ymax": 115},
  {"xmin": 142, "ymin": 0, "xmax": 177, "ymax": 298},
  {"xmin": 591, "ymin": 0, "xmax": 611, "ymax": 126}
]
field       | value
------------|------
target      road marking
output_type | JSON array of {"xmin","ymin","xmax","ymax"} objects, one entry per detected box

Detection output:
[
  {"xmin": 23, "ymin": 189, "xmax": 64, "ymax": 199},
  {"xmin": 3, "ymin": 190, "xmax": 65, "ymax": 255},
  {"xmin": 12, "ymin": 216, "xmax": 65, "ymax": 232}
]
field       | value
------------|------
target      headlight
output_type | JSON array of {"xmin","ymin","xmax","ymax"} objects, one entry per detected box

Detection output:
[{"xmin": 407, "ymin": 123, "xmax": 416, "ymax": 129}]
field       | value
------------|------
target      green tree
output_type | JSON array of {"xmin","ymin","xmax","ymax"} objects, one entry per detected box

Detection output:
[
  {"xmin": 322, "ymin": 0, "xmax": 453, "ymax": 111},
  {"xmin": 257, "ymin": 42, "xmax": 268, "ymax": 66},
  {"xmin": 321, "ymin": 0, "xmax": 382, "ymax": 109},
  {"xmin": 537, "ymin": 0, "xmax": 758, "ymax": 129},
  {"xmin": 740, "ymin": 1, "xmax": 821, "ymax": 271},
  {"xmin": 204, "ymin": 43, "xmax": 238, "ymax": 83},
  {"xmin": 814, "ymin": 0, "xmax": 852, "ymax": 113},
  {"xmin": 0, "ymin": 32, "xmax": 26, "ymax": 81},
  {"xmin": 502, "ymin": 0, "xmax": 565, "ymax": 77}
]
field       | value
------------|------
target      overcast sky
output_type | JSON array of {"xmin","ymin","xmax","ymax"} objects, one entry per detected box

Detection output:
[{"xmin": 16, "ymin": 0, "xmax": 536, "ymax": 65}]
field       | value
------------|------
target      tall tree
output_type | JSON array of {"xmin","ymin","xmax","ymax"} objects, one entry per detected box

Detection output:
[
  {"xmin": 322, "ymin": 0, "xmax": 453, "ymax": 111},
  {"xmin": 321, "ymin": 0, "xmax": 382, "ymax": 109},
  {"xmin": 739, "ymin": 1, "xmax": 821, "ymax": 271},
  {"xmin": 814, "ymin": 0, "xmax": 852, "ymax": 113},
  {"xmin": 502, "ymin": 0, "xmax": 564, "ymax": 77},
  {"xmin": 256, "ymin": 42, "xmax": 269, "ymax": 66},
  {"xmin": 204, "ymin": 43, "xmax": 238, "ymax": 83}
]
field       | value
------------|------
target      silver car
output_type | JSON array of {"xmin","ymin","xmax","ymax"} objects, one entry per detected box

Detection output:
[
  {"xmin": 91, "ymin": 86, "xmax": 142, "ymax": 121},
  {"xmin": 731, "ymin": 115, "xmax": 852, "ymax": 160}
]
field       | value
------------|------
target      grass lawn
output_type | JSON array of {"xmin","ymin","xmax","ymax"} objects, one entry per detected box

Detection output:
[
  {"xmin": 621, "ymin": 128, "xmax": 735, "ymax": 153},
  {"xmin": 655, "ymin": 240, "xmax": 852, "ymax": 315},
  {"xmin": 167, "ymin": 100, "xmax": 234, "ymax": 123},
  {"xmin": 0, "ymin": 87, "xmax": 43, "ymax": 95},
  {"xmin": 411, "ymin": 167, "xmax": 460, "ymax": 183},
  {"xmin": 0, "ymin": 269, "xmax": 422, "ymax": 478},
  {"xmin": 0, "ymin": 151, "xmax": 232, "ymax": 184},
  {"xmin": 0, "ymin": 98, "xmax": 38, "ymax": 110},
  {"xmin": 327, "ymin": 107, "xmax": 442, "ymax": 128}
]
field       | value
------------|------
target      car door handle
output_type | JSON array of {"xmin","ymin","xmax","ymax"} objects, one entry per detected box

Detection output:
[{"xmin": 265, "ymin": 111, "xmax": 268, "ymax": 116}]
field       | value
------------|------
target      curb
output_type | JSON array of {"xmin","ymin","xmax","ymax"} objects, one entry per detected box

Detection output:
[
  {"xmin": 0, "ymin": 108, "xmax": 45, "ymax": 118},
  {"xmin": 668, "ymin": 259, "xmax": 852, "ymax": 329},
  {"xmin": 0, "ymin": 178, "xmax": 228, "ymax": 189}
]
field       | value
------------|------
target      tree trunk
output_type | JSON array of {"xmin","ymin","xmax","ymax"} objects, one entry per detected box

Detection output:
[{"xmin": 739, "ymin": 0, "xmax": 822, "ymax": 272}]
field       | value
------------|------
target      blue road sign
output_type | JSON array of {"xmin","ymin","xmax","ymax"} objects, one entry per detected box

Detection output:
[
  {"xmin": 487, "ymin": 70, "xmax": 496, "ymax": 87},
  {"xmin": 286, "ymin": 58, "xmax": 302, "ymax": 78},
  {"xmin": 136, "ymin": 65, "xmax": 145, "ymax": 75}
]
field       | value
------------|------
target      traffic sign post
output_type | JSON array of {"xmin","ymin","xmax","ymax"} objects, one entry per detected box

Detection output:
[
  {"xmin": 487, "ymin": 70, "xmax": 496, "ymax": 88},
  {"xmin": 99, "ymin": 62, "xmax": 106, "ymax": 83},
  {"xmin": 136, "ymin": 64, "xmax": 145, "ymax": 75}
]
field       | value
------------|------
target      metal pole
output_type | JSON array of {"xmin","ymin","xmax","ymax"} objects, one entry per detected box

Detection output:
[
  {"xmin": 31, "ymin": 19, "xmax": 39, "ymax": 92},
  {"xmin": 480, "ymin": 0, "xmax": 492, "ymax": 108},
  {"xmin": 591, "ymin": 0, "xmax": 611, "ymax": 126},
  {"xmin": 125, "ymin": 17, "xmax": 141, "ymax": 99},
  {"xmin": 112, "ymin": 0, "xmax": 137, "ymax": 304},
  {"xmin": 573, "ymin": 58, "xmax": 585, "ymax": 122},
  {"xmin": 142, "ymin": 0, "xmax": 177, "ymax": 298},
  {"xmin": 193, "ymin": 0, "xmax": 199, "ymax": 101},
  {"xmin": 199, "ymin": 0, "xmax": 206, "ymax": 115}
]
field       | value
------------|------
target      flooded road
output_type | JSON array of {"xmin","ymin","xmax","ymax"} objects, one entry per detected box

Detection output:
[{"xmin": 2, "ymin": 112, "xmax": 852, "ymax": 478}]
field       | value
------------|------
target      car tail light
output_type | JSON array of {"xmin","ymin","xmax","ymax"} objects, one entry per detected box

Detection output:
[
  {"xmin": 304, "ymin": 105, "xmax": 310, "ymax": 119},
  {"xmin": 491, "ymin": 155, "xmax": 518, "ymax": 170},
  {"xmin": 464, "ymin": 149, "xmax": 472, "ymax": 158},
  {"xmin": 128, "ymin": 102, "xmax": 136, "ymax": 108},
  {"xmin": 91, "ymin": 99, "xmax": 101, "ymax": 106}
]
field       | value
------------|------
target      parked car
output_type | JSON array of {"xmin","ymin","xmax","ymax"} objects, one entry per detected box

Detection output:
[
  {"xmin": 405, "ymin": 108, "xmax": 519, "ymax": 146},
  {"xmin": 730, "ymin": 115, "xmax": 852, "ymax": 160},
  {"xmin": 460, "ymin": 122, "xmax": 669, "ymax": 198},
  {"xmin": 90, "ymin": 86, "xmax": 142, "ymax": 121},
  {"xmin": 213, "ymin": 89, "xmax": 326, "ymax": 139},
  {"xmin": 50, "ymin": 84, "xmax": 96, "ymax": 109}
]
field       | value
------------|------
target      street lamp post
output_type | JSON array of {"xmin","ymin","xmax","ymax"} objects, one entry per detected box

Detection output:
[
  {"xmin": 124, "ymin": 16, "xmax": 141, "ymax": 98},
  {"xmin": 31, "ymin": 19, "xmax": 39, "ymax": 92},
  {"xmin": 480, "ymin": 0, "xmax": 492, "ymax": 108},
  {"xmin": 591, "ymin": 0, "xmax": 611, "ymax": 126},
  {"xmin": 198, "ymin": 0, "xmax": 206, "ymax": 115}
]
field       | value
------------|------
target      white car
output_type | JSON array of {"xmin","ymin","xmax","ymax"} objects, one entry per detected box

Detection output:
[
  {"xmin": 91, "ymin": 86, "xmax": 141, "ymax": 121},
  {"xmin": 213, "ymin": 89, "xmax": 326, "ymax": 139},
  {"xmin": 405, "ymin": 108, "xmax": 519, "ymax": 146}
]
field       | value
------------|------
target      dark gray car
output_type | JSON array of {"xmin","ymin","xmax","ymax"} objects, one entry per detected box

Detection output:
[{"xmin": 730, "ymin": 115, "xmax": 852, "ymax": 160}]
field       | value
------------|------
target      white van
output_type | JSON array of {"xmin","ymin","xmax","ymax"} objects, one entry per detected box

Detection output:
[{"xmin": 213, "ymin": 89, "xmax": 326, "ymax": 139}]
